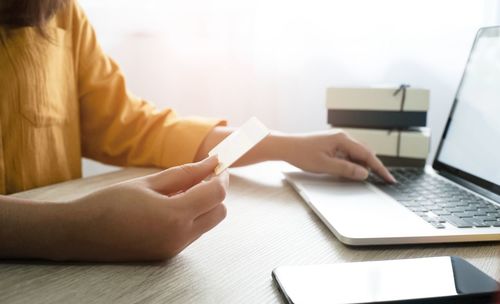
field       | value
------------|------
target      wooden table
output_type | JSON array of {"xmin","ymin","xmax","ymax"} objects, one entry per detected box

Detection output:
[{"xmin": 2, "ymin": 162, "xmax": 499, "ymax": 303}]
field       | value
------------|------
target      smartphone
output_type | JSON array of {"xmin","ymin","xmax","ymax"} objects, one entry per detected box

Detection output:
[{"xmin": 272, "ymin": 256, "xmax": 499, "ymax": 304}]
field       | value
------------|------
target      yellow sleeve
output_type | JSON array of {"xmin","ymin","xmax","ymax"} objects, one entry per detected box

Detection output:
[{"xmin": 71, "ymin": 3, "xmax": 226, "ymax": 168}]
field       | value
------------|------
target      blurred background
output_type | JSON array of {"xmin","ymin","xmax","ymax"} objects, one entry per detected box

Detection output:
[{"xmin": 79, "ymin": 0, "xmax": 500, "ymax": 176}]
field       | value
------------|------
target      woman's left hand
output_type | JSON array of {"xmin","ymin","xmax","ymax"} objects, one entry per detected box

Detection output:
[
  {"xmin": 279, "ymin": 131, "xmax": 396, "ymax": 183},
  {"xmin": 196, "ymin": 126, "xmax": 396, "ymax": 183}
]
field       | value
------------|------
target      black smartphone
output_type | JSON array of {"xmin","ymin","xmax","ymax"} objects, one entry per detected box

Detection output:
[{"xmin": 272, "ymin": 256, "xmax": 499, "ymax": 304}]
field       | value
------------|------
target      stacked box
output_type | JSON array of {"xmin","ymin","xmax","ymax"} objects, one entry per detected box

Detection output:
[{"xmin": 326, "ymin": 86, "xmax": 431, "ymax": 167}]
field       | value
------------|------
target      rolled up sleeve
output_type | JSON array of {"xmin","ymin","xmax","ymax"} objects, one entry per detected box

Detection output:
[{"xmin": 73, "ymin": 3, "xmax": 225, "ymax": 168}]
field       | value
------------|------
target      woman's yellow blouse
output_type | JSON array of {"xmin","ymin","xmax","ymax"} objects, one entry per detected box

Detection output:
[{"xmin": 0, "ymin": 1, "xmax": 225, "ymax": 194}]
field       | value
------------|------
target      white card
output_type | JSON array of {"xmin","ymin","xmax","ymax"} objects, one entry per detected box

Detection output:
[{"xmin": 208, "ymin": 117, "xmax": 270, "ymax": 175}]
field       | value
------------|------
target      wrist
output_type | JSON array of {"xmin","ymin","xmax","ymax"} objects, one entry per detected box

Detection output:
[
  {"xmin": 262, "ymin": 132, "xmax": 297, "ymax": 163},
  {"xmin": 28, "ymin": 201, "xmax": 80, "ymax": 261},
  {"xmin": 47, "ymin": 198, "xmax": 102, "ymax": 261},
  {"xmin": 45, "ymin": 201, "xmax": 85, "ymax": 261},
  {"xmin": 0, "ymin": 197, "xmax": 78, "ymax": 260}
]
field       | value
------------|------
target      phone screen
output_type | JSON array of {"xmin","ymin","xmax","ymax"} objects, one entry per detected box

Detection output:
[{"xmin": 272, "ymin": 257, "xmax": 499, "ymax": 304}]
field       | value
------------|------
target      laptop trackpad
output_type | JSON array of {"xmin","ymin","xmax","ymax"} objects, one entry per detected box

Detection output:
[{"xmin": 285, "ymin": 172, "xmax": 434, "ymax": 239}]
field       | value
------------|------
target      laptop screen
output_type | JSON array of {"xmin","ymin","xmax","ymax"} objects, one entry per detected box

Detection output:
[{"xmin": 434, "ymin": 27, "xmax": 500, "ymax": 195}]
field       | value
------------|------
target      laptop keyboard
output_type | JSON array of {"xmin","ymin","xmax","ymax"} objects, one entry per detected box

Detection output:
[{"xmin": 368, "ymin": 168, "xmax": 500, "ymax": 229}]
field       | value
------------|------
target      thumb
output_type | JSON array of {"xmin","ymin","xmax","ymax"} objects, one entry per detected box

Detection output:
[
  {"xmin": 146, "ymin": 156, "xmax": 219, "ymax": 195},
  {"xmin": 327, "ymin": 158, "xmax": 369, "ymax": 181}
]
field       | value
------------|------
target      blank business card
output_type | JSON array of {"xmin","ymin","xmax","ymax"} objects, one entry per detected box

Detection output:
[{"xmin": 209, "ymin": 117, "xmax": 270, "ymax": 175}]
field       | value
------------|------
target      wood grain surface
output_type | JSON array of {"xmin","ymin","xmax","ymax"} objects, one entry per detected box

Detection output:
[{"xmin": 2, "ymin": 162, "xmax": 499, "ymax": 304}]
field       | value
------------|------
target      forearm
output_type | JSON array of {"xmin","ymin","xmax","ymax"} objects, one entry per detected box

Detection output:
[
  {"xmin": 194, "ymin": 126, "xmax": 296, "ymax": 166},
  {"xmin": 0, "ymin": 196, "xmax": 74, "ymax": 260}
]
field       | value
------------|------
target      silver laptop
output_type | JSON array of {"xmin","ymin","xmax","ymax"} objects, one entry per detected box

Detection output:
[{"xmin": 285, "ymin": 26, "xmax": 500, "ymax": 246}]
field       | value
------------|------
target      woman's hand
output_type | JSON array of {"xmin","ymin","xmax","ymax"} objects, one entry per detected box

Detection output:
[
  {"xmin": 0, "ymin": 157, "xmax": 228, "ymax": 262},
  {"xmin": 280, "ymin": 131, "xmax": 395, "ymax": 183},
  {"xmin": 196, "ymin": 126, "xmax": 395, "ymax": 183},
  {"xmin": 66, "ymin": 156, "xmax": 228, "ymax": 261}
]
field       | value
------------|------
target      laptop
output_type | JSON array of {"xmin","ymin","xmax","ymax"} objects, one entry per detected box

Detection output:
[{"xmin": 284, "ymin": 26, "xmax": 500, "ymax": 245}]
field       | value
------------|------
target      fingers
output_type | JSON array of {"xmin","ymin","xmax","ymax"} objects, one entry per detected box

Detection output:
[
  {"xmin": 325, "ymin": 157, "xmax": 370, "ymax": 181},
  {"xmin": 337, "ymin": 134, "xmax": 396, "ymax": 183},
  {"xmin": 173, "ymin": 171, "xmax": 229, "ymax": 218},
  {"xmin": 146, "ymin": 156, "xmax": 219, "ymax": 195},
  {"xmin": 193, "ymin": 204, "xmax": 227, "ymax": 235}
]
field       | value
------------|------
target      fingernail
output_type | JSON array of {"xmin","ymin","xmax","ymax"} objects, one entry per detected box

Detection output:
[
  {"xmin": 354, "ymin": 167, "xmax": 369, "ymax": 180},
  {"xmin": 205, "ymin": 155, "xmax": 218, "ymax": 164},
  {"xmin": 389, "ymin": 174, "xmax": 397, "ymax": 183}
]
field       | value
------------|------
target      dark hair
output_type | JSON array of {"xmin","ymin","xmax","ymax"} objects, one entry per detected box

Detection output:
[{"xmin": 0, "ymin": 0, "xmax": 68, "ymax": 34}]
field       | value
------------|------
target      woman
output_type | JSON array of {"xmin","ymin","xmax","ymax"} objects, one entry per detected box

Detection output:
[{"xmin": 0, "ymin": 0, "xmax": 394, "ymax": 261}]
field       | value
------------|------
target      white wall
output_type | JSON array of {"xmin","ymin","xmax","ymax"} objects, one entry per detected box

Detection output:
[{"xmin": 80, "ymin": 0, "xmax": 500, "ymax": 176}]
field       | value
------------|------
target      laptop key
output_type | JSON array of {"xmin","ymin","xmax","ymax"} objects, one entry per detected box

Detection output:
[
  {"xmin": 419, "ymin": 201, "xmax": 435, "ymax": 206},
  {"xmin": 409, "ymin": 206, "xmax": 428, "ymax": 212},
  {"xmin": 426, "ymin": 214, "xmax": 446, "ymax": 223},
  {"xmin": 440, "ymin": 216, "xmax": 473, "ymax": 228},
  {"xmin": 456, "ymin": 212, "xmax": 476, "ymax": 218},
  {"xmin": 429, "ymin": 222, "xmax": 446, "ymax": 229},
  {"xmin": 463, "ymin": 218, "xmax": 490, "ymax": 228},
  {"xmin": 433, "ymin": 210, "xmax": 451, "ymax": 216},
  {"xmin": 473, "ymin": 216, "xmax": 498, "ymax": 222},
  {"xmin": 447, "ymin": 207, "xmax": 468, "ymax": 213},
  {"xmin": 480, "ymin": 207, "xmax": 499, "ymax": 214}
]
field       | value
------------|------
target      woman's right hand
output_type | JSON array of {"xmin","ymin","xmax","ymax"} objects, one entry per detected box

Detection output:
[{"xmin": 60, "ymin": 156, "xmax": 228, "ymax": 261}]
